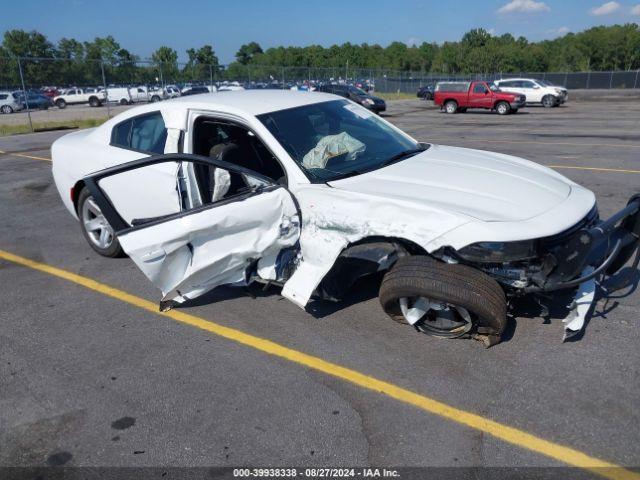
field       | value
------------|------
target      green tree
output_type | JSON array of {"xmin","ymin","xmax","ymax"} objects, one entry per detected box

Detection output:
[{"xmin": 236, "ymin": 42, "xmax": 263, "ymax": 65}]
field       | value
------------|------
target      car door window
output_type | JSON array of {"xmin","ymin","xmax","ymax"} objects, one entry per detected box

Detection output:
[
  {"xmin": 473, "ymin": 84, "xmax": 488, "ymax": 94},
  {"xmin": 522, "ymin": 81, "xmax": 536, "ymax": 88}
]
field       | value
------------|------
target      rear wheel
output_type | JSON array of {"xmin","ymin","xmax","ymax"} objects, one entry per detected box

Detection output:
[
  {"xmin": 379, "ymin": 256, "xmax": 507, "ymax": 341},
  {"xmin": 119, "ymin": 98, "xmax": 129, "ymax": 105},
  {"xmin": 89, "ymin": 96, "xmax": 101, "ymax": 107},
  {"xmin": 77, "ymin": 187, "xmax": 124, "ymax": 258},
  {"xmin": 0, "ymin": 105, "xmax": 13, "ymax": 114},
  {"xmin": 151, "ymin": 95, "xmax": 161, "ymax": 103},
  {"xmin": 496, "ymin": 101, "xmax": 510, "ymax": 115},
  {"xmin": 542, "ymin": 95, "xmax": 557, "ymax": 108},
  {"xmin": 444, "ymin": 100, "xmax": 458, "ymax": 114},
  {"xmin": 56, "ymin": 99, "xmax": 66, "ymax": 109}
]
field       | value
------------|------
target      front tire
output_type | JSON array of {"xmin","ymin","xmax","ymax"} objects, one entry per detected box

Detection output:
[
  {"xmin": 542, "ymin": 95, "xmax": 557, "ymax": 108},
  {"xmin": 444, "ymin": 100, "xmax": 458, "ymax": 114},
  {"xmin": 56, "ymin": 99, "xmax": 66, "ymax": 109},
  {"xmin": 77, "ymin": 187, "xmax": 124, "ymax": 258},
  {"xmin": 496, "ymin": 101, "xmax": 510, "ymax": 115},
  {"xmin": 379, "ymin": 256, "xmax": 507, "ymax": 339},
  {"xmin": 151, "ymin": 95, "xmax": 161, "ymax": 103}
]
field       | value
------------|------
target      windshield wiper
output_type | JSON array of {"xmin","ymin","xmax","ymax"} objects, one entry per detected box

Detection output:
[
  {"xmin": 322, "ymin": 146, "xmax": 430, "ymax": 183},
  {"xmin": 380, "ymin": 146, "xmax": 428, "ymax": 168}
]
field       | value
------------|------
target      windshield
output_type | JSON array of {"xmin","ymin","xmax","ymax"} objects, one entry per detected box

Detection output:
[
  {"xmin": 258, "ymin": 99, "xmax": 423, "ymax": 182},
  {"xmin": 348, "ymin": 86, "xmax": 367, "ymax": 96}
]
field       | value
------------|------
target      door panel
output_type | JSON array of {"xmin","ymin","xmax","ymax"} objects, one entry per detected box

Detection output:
[{"xmin": 85, "ymin": 154, "xmax": 301, "ymax": 304}]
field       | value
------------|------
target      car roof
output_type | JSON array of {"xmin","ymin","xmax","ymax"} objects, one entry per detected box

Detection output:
[
  {"xmin": 496, "ymin": 78, "xmax": 538, "ymax": 82},
  {"xmin": 160, "ymin": 90, "xmax": 339, "ymax": 116}
]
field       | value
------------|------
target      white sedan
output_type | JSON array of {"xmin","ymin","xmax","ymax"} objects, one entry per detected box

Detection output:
[{"xmin": 51, "ymin": 91, "xmax": 640, "ymax": 345}]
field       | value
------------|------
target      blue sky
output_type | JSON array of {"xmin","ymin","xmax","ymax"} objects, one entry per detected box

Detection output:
[{"xmin": 2, "ymin": 0, "xmax": 640, "ymax": 63}]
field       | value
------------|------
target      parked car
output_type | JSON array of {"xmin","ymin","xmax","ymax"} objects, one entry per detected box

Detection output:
[
  {"xmin": 493, "ymin": 78, "xmax": 568, "ymax": 107},
  {"xmin": 316, "ymin": 84, "xmax": 386, "ymax": 113},
  {"xmin": 417, "ymin": 84, "xmax": 435, "ymax": 100},
  {"xmin": 0, "ymin": 91, "xmax": 23, "ymax": 113},
  {"xmin": 181, "ymin": 86, "xmax": 210, "ymax": 96},
  {"xmin": 50, "ymin": 91, "xmax": 640, "ymax": 345},
  {"xmin": 54, "ymin": 88, "xmax": 106, "ymax": 108},
  {"xmin": 165, "ymin": 85, "xmax": 182, "ymax": 98},
  {"xmin": 41, "ymin": 87, "xmax": 60, "ymax": 98},
  {"xmin": 434, "ymin": 81, "xmax": 526, "ymax": 115},
  {"xmin": 18, "ymin": 92, "xmax": 53, "ymax": 110},
  {"xmin": 105, "ymin": 87, "xmax": 133, "ymax": 105}
]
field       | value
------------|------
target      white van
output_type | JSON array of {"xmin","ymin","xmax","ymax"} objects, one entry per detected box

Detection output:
[{"xmin": 106, "ymin": 87, "xmax": 133, "ymax": 105}]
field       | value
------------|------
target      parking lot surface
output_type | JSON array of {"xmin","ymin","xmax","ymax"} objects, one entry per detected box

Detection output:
[{"xmin": 1, "ymin": 99, "xmax": 639, "ymax": 477}]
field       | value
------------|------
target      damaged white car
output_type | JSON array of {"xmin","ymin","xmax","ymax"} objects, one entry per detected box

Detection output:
[{"xmin": 51, "ymin": 91, "xmax": 640, "ymax": 345}]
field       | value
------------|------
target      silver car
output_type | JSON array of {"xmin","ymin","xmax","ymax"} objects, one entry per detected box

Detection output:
[{"xmin": 0, "ymin": 91, "xmax": 23, "ymax": 114}]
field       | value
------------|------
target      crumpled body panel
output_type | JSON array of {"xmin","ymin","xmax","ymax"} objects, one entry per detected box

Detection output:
[
  {"xmin": 118, "ymin": 187, "xmax": 300, "ymax": 304},
  {"xmin": 281, "ymin": 185, "xmax": 468, "ymax": 307}
]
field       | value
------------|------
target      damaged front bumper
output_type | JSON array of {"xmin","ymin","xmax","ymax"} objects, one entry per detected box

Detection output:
[
  {"xmin": 528, "ymin": 194, "xmax": 640, "ymax": 294},
  {"xmin": 452, "ymin": 195, "xmax": 640, "ymax": 340}
]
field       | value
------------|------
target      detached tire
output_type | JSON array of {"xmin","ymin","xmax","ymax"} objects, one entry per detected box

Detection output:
[{"xmin": 379, "ymin": 256, "xmax": 507, "ymax": 339}]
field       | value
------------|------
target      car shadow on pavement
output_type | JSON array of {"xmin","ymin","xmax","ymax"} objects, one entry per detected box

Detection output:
[
  {"xmin": 177, "ymin": 274, "xmax": 383, "ymax": 321},
  {"xmin": 439, "ymin": 110, "xmax": 531, "ymax": 115}
]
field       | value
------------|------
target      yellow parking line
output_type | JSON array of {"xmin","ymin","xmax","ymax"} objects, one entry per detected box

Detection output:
[
  {"xmin": 2, "ymin": 152, "xmax": 52, "ymax": 162},
  {"xmin": 0, "ymin": 248, "xmax": 637, "ymax": 480},
  {"xmin": 549, "ymin": 165, "xmax": 640, "ymax": 174}
]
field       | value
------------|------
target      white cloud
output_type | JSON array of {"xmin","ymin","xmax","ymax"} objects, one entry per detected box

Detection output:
[
  {"xmin": 556, "ymin": 26, "xmax": 570, "ymax": 34},
  {"xmin": 406, "ymin": 37, "xmax": 421, "ymax": 47},
  {"xmin": 631, "ymin": 4, "xmax": 640, "ymax": 14},
  {"xmin": 497, "ymin": 0, "xmax": 550, "ymax": 14},
  {"xmin": 589, "ymin": 1, "xmax": 621, "ymax": 15}
]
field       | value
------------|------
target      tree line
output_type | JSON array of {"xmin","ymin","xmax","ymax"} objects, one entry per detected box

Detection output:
[{"xmin": 1, "ymin": 24, "xmax": 639, "ymax": 88}]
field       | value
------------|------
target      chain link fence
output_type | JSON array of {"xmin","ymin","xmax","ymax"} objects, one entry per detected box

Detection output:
[{"xmin": 1, "ymin": 56, "xmax": 639, "ymax": 134}]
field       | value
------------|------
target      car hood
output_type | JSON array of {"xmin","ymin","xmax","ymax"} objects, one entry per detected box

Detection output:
[{"xmin": 328, "ymin": 144, "xmax": 572, "ymax": 222}]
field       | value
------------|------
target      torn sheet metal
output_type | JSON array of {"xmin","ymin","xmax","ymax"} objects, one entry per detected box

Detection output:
[
  {"xmin": 563, "ymin": 266, "xmax": 596, "ymax": 341},
  {"xmin": 302, "ymin": 132, "xmax": 365, "ymax": 169},
  {"xmin": 281, "ymin": 185, "xmax": 469, "ymax": 307},
  {"xmin": 117, "ymin": 187, "xmax": 300, "ymax": 304}
]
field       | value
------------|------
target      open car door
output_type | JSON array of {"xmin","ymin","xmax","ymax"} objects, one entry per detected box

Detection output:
[{"xmin": 84, "ymin": 154, "xmax": 300, "ymax": 308}]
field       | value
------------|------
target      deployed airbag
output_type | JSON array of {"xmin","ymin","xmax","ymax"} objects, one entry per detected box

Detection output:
[{"xmin": 302, "ymin": 132, "xmax": 365, "ymax": 169}]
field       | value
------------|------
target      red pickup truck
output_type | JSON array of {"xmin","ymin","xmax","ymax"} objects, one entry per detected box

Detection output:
[{"xmin": 434, "ymin": 81, "xmax": 526, "ymax": 115}]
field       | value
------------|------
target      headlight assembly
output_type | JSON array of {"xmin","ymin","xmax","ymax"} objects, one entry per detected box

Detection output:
[
  {"xmin": 363, "ymin": 98, "xmax": 374, "ymax": 105},
  {"xmin": 456, "ymin": 241, "xmax": 537, "ymax": 263}
]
